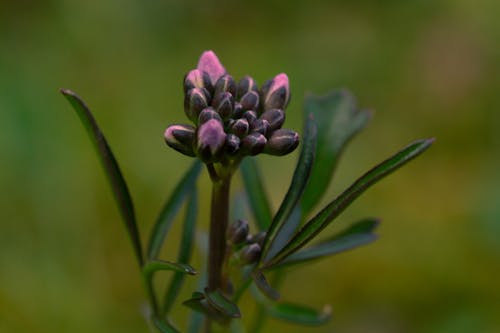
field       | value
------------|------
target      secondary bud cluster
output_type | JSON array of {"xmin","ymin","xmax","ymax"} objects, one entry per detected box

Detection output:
[
  {"xmin": 164, "ymin": 51, "xmax": 299, "ymax": 162},
  {"xmin": 227, "ymin": 219, "xmax": 266, "ymax": 265}
]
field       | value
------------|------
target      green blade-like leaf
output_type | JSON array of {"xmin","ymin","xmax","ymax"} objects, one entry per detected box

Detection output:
[
  {"xmin": 60, "ymin": 89, "xmax": 144, "ymax": 267},
  {"xmin": 301, "ymin": 91, "xmax": 371, "ymax": 217},
  {"xmin": 162, "ymin": 187, "xmax": 198, "ymax": 315},
  {"xmin": 261, "ymin": 115, "xmax": 317, "ymax": 263},
  {"xmin": 183, "ymin": 292, "xmax": 229, "ymax": 324},
  {"xmin": 148, "ymin": 160, "xmax": 202, "ymax": 259},
  {"xmin": 268, "ymin": 138, "xmax": 434, "ymax": 267},
  {"xmin": 240, "ymin": 158, "xmax": 273, "ymax": 230},
  {"xmin": 143, "ymin": 259, "xmax": 196, "ymax": 279},
  {"xmin": 152, "ymin": 317, "xmax": 180, "ymax": 333},
  {"xmin": 270, "ymin": 218, "xmax": 379, "ymax": 269},
  {"xmin": 205, "ymin": 288, "xmax": 241, "ymax": 318},
  {"xmin": 268, "ymin": 302, "xmax": 332, "ymax": 326},
  {"xmin": 251, "ymin": 271, "xmax": 280, "ymax": 301}
]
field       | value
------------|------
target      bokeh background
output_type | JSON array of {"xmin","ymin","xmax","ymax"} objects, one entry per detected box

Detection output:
[{"xmin": 1, "ymin": 0, "xmax": 499, "ymax": 332}]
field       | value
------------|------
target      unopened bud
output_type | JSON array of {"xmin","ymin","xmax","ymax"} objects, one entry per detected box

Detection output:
[
  {"xmin": 214, "ymin": 74, "xmax": 236, "ymax": 97},
  {"xmin": 225, "ymin": 134, "xmax": 240, "ymax": 156},
  {"xmin": 251, "ymin": 119, "xmax": 270, "ymax": 137},
  {"xmin": 164, "ymin": 124, "xmax": 196, "ymax": 157},
  {"xmin": 197, "ymin": 119, "xmax": 226, "ymax": 161},
  {"xmin": 229, "ymin": 118, "xmax": 249, "ymax": 138},
  {"xmin": 232, "ymin": 102, "xmax": 245, "ymax": 118},
  {"xmin": 228, "ymin": 219, "xmax": 249, "ymax": 245},
  {"xmin": 213, "ymin": 92, "xmax": 234, "ymax": 119},
  {"xmin": 196, "ymin": 51, "xmax": 226, "ymax": 86},
  {"xmin": 260, "ymin": 108, "xmax": 285, "ymax": 131},
  {"xmin": 184, "ymin": 69, "xmax": 212, "ymax": 93},
  {"xmin": 240, "ymin": 243, "xmax": 261, "ymax": 264},
  {"xmin": 240, "ymin": 91, "xmax": 260, "ymax": 111},
  {"xmin": 262, "ymin": 73, "xmax": 290, "ymax": 111},
  {"xmin": 241, "ymin": 132, "xmax": 267, "ymax": 156},
  {"xmin": 249, "ymin": 232, "xmax": 266, "ymax": 247},
  {"xmin": 242, "ymin": 110, "xmax": 258, "ymax": 125},
  {"xmin": 184, "ymin": 88, "xmax": 210, "ymax": 122},
  {"xmin": 237, "ymin": 76, "xmax": 258, "ymax": 99},
  {"xmin": 198, "ymin": 107, "xmax": 221, "ymax": 125},
  {"xmin": 264, "ymin": 129, "xmax": 299, "ymax": 156}
]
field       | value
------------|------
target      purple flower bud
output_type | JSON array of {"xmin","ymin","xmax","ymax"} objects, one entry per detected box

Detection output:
[
  {"xmin": 240, "ymin": 243, "xmax": 261, "ymax": 264},
  {"xmin": 198, "ymin": 107, "xmax": 221, "ymax": 125},
  {"xmin": 251, "ymin": 119, "xmax": 270, "ymax": 137},
  {"xmin": 241, "ymin": 132, "xmax": 267, "ymax": 156},
  {"xmin": 262, "ymin": 73, "xmax": 290, "ymax": 111},
  {"xmin": 196, "ymin": 51, "xmax": 226, "ymax": 86},
  {"xmin": 228, "ymin": 219, "xmax": 249, "ymax": 244},
  {"xmin": 264, "ymin": 129, "xmax": 299, "ymax": 156},
  {"xmin": 214, "ymin": 74, "xmax": 236, "ymax": 97},
  {"xmin": 164, "ymin": 124, "xmax": 196, "ymax": 157},
  {"xmin": 240, "ymin": 91, "xmax": 260, "ymax": 111},
  {"xmin": 184, "ymin": 88, "xmax": 210, "ymax": 123},
  {"xmin": 196, "ymin": 119, "xmax": 226, "ymax": 161},
  {"xmin": 232, "ymin": 102, "xmax": 245, "ymax": 118},
  {"xmin": 213, "ymin": 92, "xmax": 234, "ymax": 119},
  {"xmin": 229, "ymin": 118, "xmax": 249, "ymax": 138},
  {"xmin": 237, "ymin": 76, "xmax": 258, "ymax": 99},
  {"xmin": 184, "ymin": 69, "xmax": 212, "ymax": 93},
  {"xmin": 260, "ymin": 108, "xmax": 285, "ymax": 131},
  {"xmin": 242, "ymin": 110, "xmax": 258, "ymax": 125},
  {"xmin": 225, "ymin": 134, "xmax": 240, "ymax": 156}
]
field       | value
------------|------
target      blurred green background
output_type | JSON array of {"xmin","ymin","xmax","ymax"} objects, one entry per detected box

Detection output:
[{"xmin": 1, "ymin": 0, "xmax": 499, "ymax": 332}]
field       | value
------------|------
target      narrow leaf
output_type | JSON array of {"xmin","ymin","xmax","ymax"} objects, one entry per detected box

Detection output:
[
  {"xmin": 183, "ymin": 293, "xmax": 229, "ymax": 324},
  {"xmin": 240, "ymin": 158, "xmax": 273, "ymax": 230},
  {"xmin": 152, "ymin": 317, "xmax": 180, "ymax": 333},
  {"xmin": 261, "ymin": 115, "xmax": 317, "ymax": 262},
  {"xmin": 143, "ymin": 259, "xmax": 196, "ymax": 279},
  {"xmin": 162, "ymin": 187, "xmax": 198, "ymax": 315},
  {"xmin": 205, "ymin": 288, "xmax": 241, "ymax": 318},
  {"xmin": 251, "ymin": 271, "xmax": 280, "ymax": 301},
  {"xmin": 269, "ymin": 138, "xmax": 434, "ymax": 266},
  {"xmin": 268, "ymin": 303, "xmax": 332, "ymax": 326},
  {"xmin": 148, "ymin": 160, "xmax": 202, "ymax": 259},
  {"xmin": 60, "ymin": 89, "xmax": 144, "ymax": 266},
  {"xmin": 301, "ymin": 91, "xmax": 371, "ymax": 217},
  {"xmin": 270, "ymin": 218, "xmax": 379, "ymax": 269}
]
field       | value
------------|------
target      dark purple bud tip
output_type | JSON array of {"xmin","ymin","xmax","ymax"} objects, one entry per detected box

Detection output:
[
  {"xmin": 197, "ymin": 119, "xmax": 226, "ymax": 161},
  {"xmin": 225, "ymin": 134, "xmax": 240, "ymax": 156},
  {"xmin": 229, "ymin": 118, "xmax": 249, "ymax": 138},
  {"xmin": 197, "ymin": 51, "xmax": 226, "ymax": 86},
  {"xmin": 237, "ymin": 76, "xmax": 258, "ymax": 99},
  {"xmin": 213, "ymin": 92, "xmax": 234, "ymax": 119},
  {"xmin": 260, "ymin": 108, "xmax": 285, "ymax": 131},
  {"xmin": 184, "ymin": 69, "xmax": 212, "ymax": 93},
  {"xmin": 263, "ymin": 73, "xmax": 290, "ymax": 111},
  {"xmin": 228, "ymin": 219, "xmax": 249, "ymax": 245},
  {"xmin": 198, "ymin": 107, "xmax": 222, "ymax": 125},
  {"xmin": 214, "ymin": 74, "xmax": 236, "ymax": 96},
  {"xmin": 264, "ymin": 129, "xmax": 299, "ymax": 156},
  {"xmin": 240, "ymin": 243, "xmax": 261, "ymax": 264},
  {"xmin": 240, "ymin": 91, "xmax": 260, "ymax": 111},
  {"xmin": 251, "ymin": 119, "xmax": 270, "ymax": 137},
  {"xmin": 164, "ymin": 124, "xmax": 196, "ymax": 157},
  {"xmin": 184, "ymin": 88, "xmax": 210, "ymax": 123},
  {"xmin": 242, "ymin": 110, "xmax": 258, "ymax": 124},
  {"xmin": 232, "ymin": 102, "xmax": 245, "ymax": 119},
  {"xmin": 241, "ymin": 132, "xmax": 267, "ymax": 156}
]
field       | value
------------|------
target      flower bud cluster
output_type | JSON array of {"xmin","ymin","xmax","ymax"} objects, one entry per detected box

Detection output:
[
  {"xmin": 227, "ymin": 219, "xmax": 266, "ymax": 265},
  {"xmin": 164, "ymin": 51, "xmax": 299, "ymax": 162}
]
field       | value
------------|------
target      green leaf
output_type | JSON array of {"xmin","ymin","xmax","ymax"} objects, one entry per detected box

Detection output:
[
  {"xmin": 240, "ymin": 158, "xmax": 273, "ymax": 230},
  {"xmin": 205, "ymin": 288, "xmax": 241, "ymax": 318},
  {"xmin": 268, "ymin": 138, "xmax": 434, "ymax": 267},
  {"xmin": 162, "ymin": 188, "xmax": 198, "ymax": 314},
  {"xmin": 143, "ymin": 259, "xmax": 196, "ymax": 280},
  {"xmin": 261, "ymin": 115, "xmax": 317, "ymax": 263},
  {"xmin": 268, "ymin": 302, "xmax": 332, "ymax": 326},
  {"xmin": 301, "ymin": 91, "xmax": 371, "ymax": 217},
  {"xmin": 60, "ymin": 89, "xmax": 144, "ymax": 267},
  {"xmin": 183, "ymin": 292, "xmax": 229, "ymax": 324},
  {"xmin": 152, "ymin": 317, "xmax": 180, "ymax": 333},
  {"xmin": 270, "ymin": 218, "xmax": 379, "ymax": 269},
  {"xmin": 251, "ymin": 271, "xmax": 280, "ymax": 301},
  {"xmin": 148, "ymin": 160, "xmax": 202, "ymax": 259}
]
